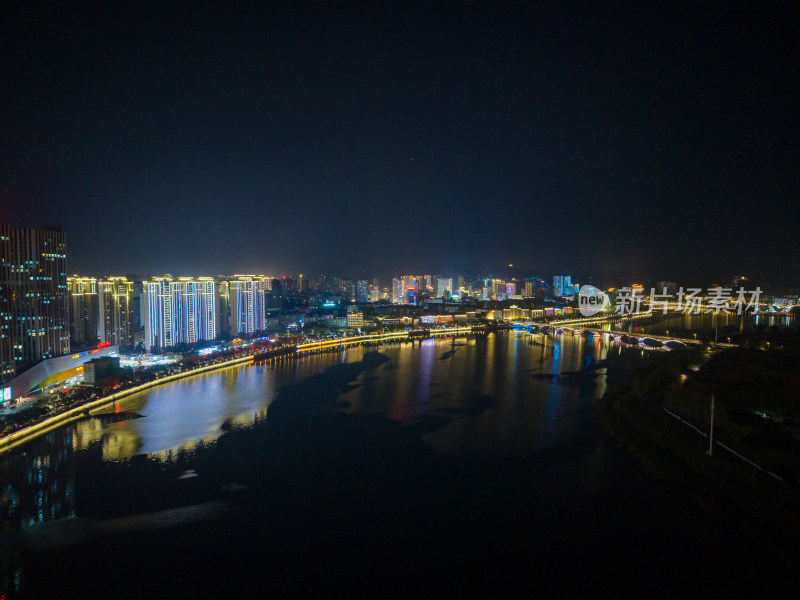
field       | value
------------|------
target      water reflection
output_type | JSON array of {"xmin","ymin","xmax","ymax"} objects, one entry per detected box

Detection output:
[
  {"xmin": 92, "ymin": 363, "xmax": 279, "ymax": 456},
  {"xmin": 1, "ymin": 331, "xmax": 651, "ymax": 532},
  {"xmin": 1, "ymin": 427, "xmax": 76, "ymax": 530},
  {"xmin": 339, "ymin": 332, "xmax": 645, "ymax": 457},
  {"xmin": 3, "ymin": 325, "xmax": 796, "ymax": 596},
  {"xmin": 616, "ymin": 312, "xmax": 795, "ymax": 338}
]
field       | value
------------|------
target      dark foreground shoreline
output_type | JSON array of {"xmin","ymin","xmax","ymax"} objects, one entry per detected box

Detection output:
[
  {"xmin": 595, "ymin": 362, "xmax": 800, "ymax": 589},
  {"xmin": 4, "ymin": 349, "xmax": 799, "ymax": 598}
]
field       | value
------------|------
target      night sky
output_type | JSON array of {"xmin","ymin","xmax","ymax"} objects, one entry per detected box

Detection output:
[{"xmin": 2, "ymin": 2, "xmax": 798, "ymax": 285}]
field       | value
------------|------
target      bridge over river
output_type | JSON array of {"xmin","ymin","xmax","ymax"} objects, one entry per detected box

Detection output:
[{"xmin": 511, "ymin": 321, "xmax": 737, "ymax": 349}]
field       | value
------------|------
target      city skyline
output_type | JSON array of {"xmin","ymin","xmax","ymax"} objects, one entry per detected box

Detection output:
[{"xmin": 3, "ymin": 4, "xmax": 800, "ymax": 595}]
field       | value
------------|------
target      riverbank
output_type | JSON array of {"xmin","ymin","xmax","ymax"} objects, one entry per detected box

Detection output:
[
  {"xmin": 0, "ymin": 327, "xmax": 487, "ymax": 455},
  {"xmin": 6, "ymin": 330, "xmax": 796, "ymax": 597},
  {"xmin": 596, "ymin": 353, "xmax": 800, "ymax": 576},
  {"xmin": 0, "ymin": 355, "xmax": 255, "ymax": 455}
]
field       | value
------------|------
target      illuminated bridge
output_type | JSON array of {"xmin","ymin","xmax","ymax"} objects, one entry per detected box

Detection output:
[
  {"xmin": 510, "ymin": 321, "xmax": 737, "ymax": 349},
  {"xmin": 293, "ymin": 326, "xmax": 477, "ymax": 354}
]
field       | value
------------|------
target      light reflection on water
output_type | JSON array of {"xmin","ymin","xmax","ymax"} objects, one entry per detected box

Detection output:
[
  {"xmin": 101, "ymin": 363, "xmax": 277, "ymax": 457},
  {"xmin": 76, "ymin": 331, "xmax": 646, "ymax": 460},
  {"xmin": 1, "ymin": 331, "xmax": 648, "ymax": 533},
  {"xmin": 614, "ymin": 312, "xmax": 794, "ymax": 337},
  {"xmin": 5, "ymin": 324, "xmax": 797, "ymax": 596}
]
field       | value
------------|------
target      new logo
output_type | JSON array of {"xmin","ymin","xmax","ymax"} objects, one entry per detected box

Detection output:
[{"xmin": 578, "ymin": 285, "xmax": 609, "ymax": 317}]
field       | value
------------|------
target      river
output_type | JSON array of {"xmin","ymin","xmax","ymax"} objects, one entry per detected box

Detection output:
[{"xmin": 0, "ymin": 328, "xmax": 796, "ymax": 596}]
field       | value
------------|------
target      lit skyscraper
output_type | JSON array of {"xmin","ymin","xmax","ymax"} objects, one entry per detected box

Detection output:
[
  {"xmin": 553, "ymin": 275, "xmax": 571, "ymax": 296},
  {"xmin": 143, "ymin": 277, "xmax": 218, "ymax": 350},
  {"xmin": 174, "ymin": 277, "xmax": 216, "ymax": 344},
  {"xmin": 98, "ymin": 277, "xmax": 134, "ymax": 346},
  {"xmin": 523, "ymin": 280, "xmax": 534, "ymax": 298},
  {"xmin": 143, "ymin": 277, "xmax": 173, "ymax": 350},
  {"xmin": 437, "ymin": 278, "xmax": 453, "ymax": 298},
  {"xmin": 392, "ymin": 278, "xmax": 405, "ymax": 304},
  {"xmin": 356, "ymin": 280, "xmax": 369, "ymax": 303},
  {"xmin": 392, "ymin": 276, "xmax": 419, "ymax": 304},
  {"xmin": 0, "ymin": 223, "xmax": 69, "ymax": 376},
  {"xmin": 491, "ymin": 279, "xmax": 507, "ymax": 299},
  {"xmin": 67, "ymin": 276, "xmax": 99, "ymax": 347},
  {"xmin": 425, "ymin": 275, "xmax": 438, "ymax": 295},
  {"xmin": 0, "ymin": 229, "xmax": 14, "ymax": 381},
  {"xmin": 228, "ymin": 276, "xmax": 267, "ymax": 335}
]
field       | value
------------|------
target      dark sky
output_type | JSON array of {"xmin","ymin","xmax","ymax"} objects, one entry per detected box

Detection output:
[{"xmin": 2, "ymin": 2, "xmax": 798, "ymax": 285}]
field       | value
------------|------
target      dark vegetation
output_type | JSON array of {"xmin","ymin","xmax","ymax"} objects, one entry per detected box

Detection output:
[{"xmin": 597, "ymin": 330, "xmax": 800, "ymax": 572}]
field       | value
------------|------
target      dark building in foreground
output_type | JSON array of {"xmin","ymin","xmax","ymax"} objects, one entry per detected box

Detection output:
[
  {"xmin": 0, "ymin": 223, "xmax": 69, "ymax": 382},
  {"xmin": 82, "ymin": 355, "xmax": 121, "ymax": 385}
]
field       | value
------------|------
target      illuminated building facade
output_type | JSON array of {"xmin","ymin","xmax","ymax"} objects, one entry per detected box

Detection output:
[
  {"xmin": 228, "ymin": 276, "xmax": 267, "ymax": 335},
  {"xmin": 523, "ymin": 281, "xmax": 534, "ymax": 297},
  {"xmin": 356, "ymin": 280, "xmax": 369, "ymax": 303},
  {"xmin": 0, "ymin": 223, "xmax": 69, "ymax": 378},
  {"xmin": 425, "ymin": 275, "xmax": 438, "ymax": 295},
  {"xmin": 0, "ymin": 229, "xmax": 13, "ymax": 382},
  {"xmin": 143, "ymin": 277, "xmax": 218, "ymax": 350},
  {"xmin": 392, "ymin": 275, "xmax": 422, "ymax": 304},
  {"xmin": 553, "ymin": 275, "xmax": 572, "ymax": 296},
  {"xmin": 67, "ymin": 276, "xmax": 99, "ymax": 347},
  {"xmin": 98, "ymin": 277, "xmax": 134, "ymax": 346},
  {"xmin": 177, "ymin": 277, "xmax": 217, "ymax": 344},
  {"xmin": 490, "ymin": 279, "xmax": 507, "ymax": 300},
  {"xmin": 339, "ymin": 279, "xmax": 355, "ymax": 302},
  {"xmin": 346, "ymin": 312, "xmax": 364, "ymax": 329},
  {"xmin": 143, "ymin": 278, "xmax": 173, "ymax": 350},
  {"xmin": 1, "ymin": 344, "xmax": 119, "ymax": 406},
  {"xmin": 437, "ymin": 278, "xmax": 453, "ymax": 298}
]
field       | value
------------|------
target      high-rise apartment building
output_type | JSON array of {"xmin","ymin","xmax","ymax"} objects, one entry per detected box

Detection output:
[
  {"xmin": 228, "ymin": 276, "xmax": 268, "ymax": 335},
  {"xmin": 553, "ymin": 275, "xmax": 572, "ymax": 297},
  {"xmin": 67, "ymin": 276, "xmax": 99, "ymax": 347},
  {"xmin": 491, "ymin": 279, "xmax": 507, "ymax": 300},
  {"xmin": 216, "ymin": 279, "xmax": 230, "ymax": 337},
  {"xmin": 392, "ymin": 276, "xmax": 419, "ymax": 304},
  {"xmin": 523, "ymin": 281, "xmax": 534, "ymax": 298},
  {"xmin": 143, "ymin": 277, "xmax": 173, "ymax": 350},
  {"xmin": 424, "ymin": 275, "xmax": 438, "ymax": 295},
  {"xmin": 143, "ymin": 276, "xmax": 218, "ymax": 351},
  {"xmin": 68, "ymin": 275, "xmax": 135, "ymax": 348},
  {"xmin": 356, "ymin": 280, "xmax": 369, "ymax": 303},
  {"xmin": 437, "ymin": 278, "xmax": 453, "ymax": 298},
  {"xmin": 98, "ymin": 277, "xmax": 134, "ymax": 346},
  {"xmin": 183, "ymin": 277, "xmax": 216, "ymax": 343},
  {"xmin": 0, "ymin": 229, "xmax": 14, "ymax": 381},
  {"xmin": 0, "ymin": 224, "xmax": 69, "ymax": 379}
]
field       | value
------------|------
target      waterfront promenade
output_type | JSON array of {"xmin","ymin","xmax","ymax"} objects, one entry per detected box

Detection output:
[{"xmin": 0, "ymin": 326, "xmax": 480, "ymax": 454}]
